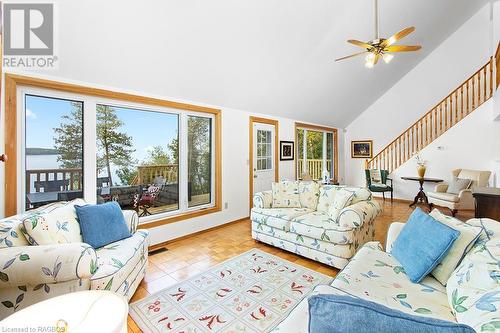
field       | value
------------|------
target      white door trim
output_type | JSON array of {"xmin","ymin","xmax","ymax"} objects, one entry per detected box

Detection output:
[{"xmin": 249, "ymin": 116, "xmax": 279, "ymax": 210}]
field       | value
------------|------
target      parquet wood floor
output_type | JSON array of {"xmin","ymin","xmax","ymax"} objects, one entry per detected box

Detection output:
[{"xmin": 127, "ymin": 200, "xmax": 473, "ymax": 332}]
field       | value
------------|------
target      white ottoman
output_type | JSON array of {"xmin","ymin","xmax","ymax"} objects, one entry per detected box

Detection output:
[{"xmin": 0, "ymin": 291, "xmax": 128, "ymax": 333}]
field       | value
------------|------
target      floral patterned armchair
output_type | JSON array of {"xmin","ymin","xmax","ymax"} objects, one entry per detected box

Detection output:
[{"xmin": 0, "ymin": 200, "xmax": 149, "ymax": 319}]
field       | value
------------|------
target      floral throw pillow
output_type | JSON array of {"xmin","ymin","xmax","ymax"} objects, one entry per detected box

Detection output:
[
  {"xmin": 22, "ymin": 199, "xmax": 86, "ymax": 245},
  {"xmin": 272, "ymin": 181, "xmax": 301, "ymax": 208},
  {"xmin": 429, "ymin": 209, "xmax": 483, "ymax": 285},
  {"xmin": 327, "ymin": 189, "xmax": 354, "ymax": 220},
  {"xmin": 298, "ymin": 181, "xmax": 321, "ymax": 210}
]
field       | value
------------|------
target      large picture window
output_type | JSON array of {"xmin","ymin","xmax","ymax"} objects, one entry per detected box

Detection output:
[
  {"xmin": 96, "ymin": 105, "xmax": 180, "ymax": 217},
  {"xmin": 296, "ymin": 124, "xmax": 337, "ymax": 182},
  {"xmin": 24, "ymin": 95, "xmax": 84, "ymax": 210},
  {"xmin": 12, "ymin": 78, "xmax": 220, "ymax": 226}
]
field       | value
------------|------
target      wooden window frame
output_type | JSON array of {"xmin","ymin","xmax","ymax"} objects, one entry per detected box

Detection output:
[
  {"xmin": 3, "ymin": 74, "xmax": 222, "ymax": 228},
  {"xmin": 248, "ymin": 116, "xmax": 279, "ymax": 209},
  {"xmin": 294, "ymin": 122, "xmax": 338, "ymax": 182}
]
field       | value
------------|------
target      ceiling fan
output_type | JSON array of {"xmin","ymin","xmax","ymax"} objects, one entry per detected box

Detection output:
[{"xmin": 335, "ymin": 0, "xmax": 422, "ymax": 68}]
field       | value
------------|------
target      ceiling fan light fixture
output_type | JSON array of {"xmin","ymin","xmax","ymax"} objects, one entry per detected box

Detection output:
[
  {"xmin": 334, "ymin": 0, "xmax": 421, "ymax": 67},
  {"xmin": 365, "ymin": 53, "xmax": 376, "ymax": 62},
  {"xmin": 383, "ymin": 53, "xmax": 394, "ymax": 63}
]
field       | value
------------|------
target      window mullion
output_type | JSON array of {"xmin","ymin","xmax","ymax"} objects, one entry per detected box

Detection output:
[
  {"xmin": 83, "ymin": 98, "xmax": 97, "ymax": 204},
  {"xmin": 322, "ymin": 132, "xmax": 327, "ymax": 179},
  {"xmin": 179, "ymin": 114, "xmax": 189, "ymax": 212},
  {"xmin": 302, "ymin": 129, "xmax": 307, "ymax": 174}
]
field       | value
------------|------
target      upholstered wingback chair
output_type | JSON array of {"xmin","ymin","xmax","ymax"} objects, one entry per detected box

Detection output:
[{"xmin": 427, "ymin": 169, "xmax": 491, "ymax": 216}]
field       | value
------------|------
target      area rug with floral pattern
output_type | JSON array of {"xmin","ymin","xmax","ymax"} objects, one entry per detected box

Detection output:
[{"xmin": 129, "ymin": 248, "xmax": 333, "ymax": 333}]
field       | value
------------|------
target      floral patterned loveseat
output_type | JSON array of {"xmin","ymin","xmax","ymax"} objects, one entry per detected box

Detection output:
[
  {"xmin": 251, "ymin": 183, "xmax": 382, "ymax": 269},
  {"xmin": 273, "ymin": 218, "xmax": 499, "ymax": 332},
  {"xmin": 0, "ymin": 199, "xmax": 149, "ymax": 319}
]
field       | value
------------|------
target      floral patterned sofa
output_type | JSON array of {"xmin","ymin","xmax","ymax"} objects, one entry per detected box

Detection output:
[
  {"xmin": 273, "ymin": 217, "xmax": 499, "ymax": 332},
  {"xmin": 251, "ymin": 183, "xmax": 382, "ymax": 269},
  {"xmin": 0, "ymin": 199, "xmax": 149, "ymax": 319}
]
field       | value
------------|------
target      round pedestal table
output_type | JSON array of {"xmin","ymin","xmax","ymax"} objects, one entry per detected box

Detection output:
[{"xmin": 0, "ymin": 290, "xmax": 128, "ymax": 333}]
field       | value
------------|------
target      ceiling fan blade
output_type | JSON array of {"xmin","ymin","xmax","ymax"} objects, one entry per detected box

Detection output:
[
  {"xmin": 381, "ymin": 26, "xmax": 415, "ymax": 47},
  {"xmin": 373, "ymin": 53, "xmax": 380, "ymax": 65},
  {"xmin": 335, "ymin": 51, "xmax": 368, "ymax": 61},
  {"xmin": 347, "ymin": 39, "xmax": 373, "ymax": 49},
  {"xmin": 385, "ymin": 45, "xmax": 421, "ymax": 52}
]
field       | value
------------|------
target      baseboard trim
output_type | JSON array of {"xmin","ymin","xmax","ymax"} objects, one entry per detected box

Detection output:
[{"xmin": 148, "ymin": 216, "xmax": 250, "ymax": 252}]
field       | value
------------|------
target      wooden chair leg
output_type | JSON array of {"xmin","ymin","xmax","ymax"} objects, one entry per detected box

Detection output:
[
  {"xmin": 390, "ymin": 191, "xmax": 393, "ymax": 203},
  {"xmin": 382, "ymin": 192, "xmax": 385, "ymax": 201}
]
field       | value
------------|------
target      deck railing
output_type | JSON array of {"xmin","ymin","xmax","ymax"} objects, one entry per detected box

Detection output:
[
  {"xmin": 366, "ymin": 57, "xmax": 494, "ymax": 173},
  {"xmin": 26, "ymin": 168, "xmax": 83, "ymax": 193},
  {"xmin": 297, "ymin": 159, "xmax": 331, "ymax": 180},
  {"xmin": 131, "ymin": 164, "xmax": 178, "ymax": 185}
]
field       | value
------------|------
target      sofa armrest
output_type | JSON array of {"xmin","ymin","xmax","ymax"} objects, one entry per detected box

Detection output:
[
  {"xmin": 123, "ymin": 210, "xmax": 139, "ymax": 233},
  {"xmin": 0, "ymin": 243, "xmax": 97, "ymax": 288},
  {"xmin": 386, "ymin": 222, "xmax": 405, "ymax": 252},
  {"xmin": 434, "ymin": 183, "xmax": 449, "ymax": 193},
  {"xmin": 337, "ymin": 200, "xmax": 382, "ymax": 228},
  {"xmin": 253, "ymin": 190, "xmax": 273, "ymax": 208}
]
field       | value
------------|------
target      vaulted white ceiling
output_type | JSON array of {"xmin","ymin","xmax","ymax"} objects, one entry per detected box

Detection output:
[{"xmin": 50, "ymin": 0, "xmax": 488, "ymax": 127}]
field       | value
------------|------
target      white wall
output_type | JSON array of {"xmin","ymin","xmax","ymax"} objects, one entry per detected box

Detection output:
[
  {"xmin": 0, "ymin": 70, "xmax": 344, "ymax": 244},
  {"xmin": 344, "ymin": 4, "xmax": 497, "ymax": 198}
]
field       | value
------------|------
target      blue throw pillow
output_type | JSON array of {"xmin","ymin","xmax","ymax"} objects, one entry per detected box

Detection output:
[
  {"xmin": 391, "ymin": 208, "xmax": 460, "ymax": 283},
  {"xmin": 75, "ymin": 202, "xmax": 131, "ymax": 248},
  {"xmin": 308, "ymin": 294, "xmax": 475, "ymax": 333}
]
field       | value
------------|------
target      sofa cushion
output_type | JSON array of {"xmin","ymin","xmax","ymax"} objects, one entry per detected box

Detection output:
[
  {"xmin": 251, "ymin": 207, "xmax": 312, "ymax": 231},
  {"xmin": 327, "ymin": 189, "xmax": 354, "ymax": 220},
  {"xmin": 291, "ymin": 212, "xmax": 361, "ymax": 244},
  {"xmin": 391, "ymin": 208, "xmax": 460, "ymax": 283},
  {"xmin": 75, "ymin": 202, "xmax": 132, "ymax": 249},
  {"xmin": 427, "ymin": 192, "xmax": 460, "ymax": 203},
  {"xmin": 22, "ymin": 199, "xmax": 86, "ymax": 245},
  {"xmin": 429, "ymin": 210, "xmax": 483, "ymax": 285},
  {"xmin": 91, "ymin": 229, "xmax": 149, "ymax": 292},
  {"xmin": 0, "ymin": 202, "xmax": 73, "ymax": 248},
  {"xmin": 317, "ymin": 185, "xmax": 343, "ymax": 213},
  {"xmin": 308, "ymin": 294, "xmax": 474, "ymax": 333},
  {"xmin": 332, "ymin": 242, "xmax": 456, "ymax": 322},
  {"xmin": 271, "ymin": 181, "xmax": 301, "ymax": 208},
  {"xmin": 317, "ymin": 186, "xmax": 372, "ymax": 213},
  {"xmin": 446, "ymin": 218, "xmax": 500, "ymax": 332},
  {"xmin": 298, "ymin": 181, "xmax": 320, "ymax": 210},
  {"xmin": 252, "ymin": 221, "xmax": 366, "ymax": 260}
]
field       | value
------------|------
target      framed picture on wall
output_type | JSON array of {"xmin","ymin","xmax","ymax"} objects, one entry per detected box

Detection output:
[
  {"xmin": 280, "ymin": 141, "xmax": 294, "ymax": 161},
  {"xmin": 351, "ymin": 140, "xmax": 373, "ymax": 158}
]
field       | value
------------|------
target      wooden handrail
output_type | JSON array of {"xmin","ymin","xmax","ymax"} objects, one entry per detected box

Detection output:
[
  {"xmin": 367, "ymin": 57, "xmax": 494, "ymax": 173},
  {"xmin": 496, "ymin": 41, "xmax": 500, "ymax": 90}
]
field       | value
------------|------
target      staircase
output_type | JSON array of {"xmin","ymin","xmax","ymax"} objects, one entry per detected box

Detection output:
[{"xmin": 365, "ymin": 56, "xmax": 495, "ymax": 173}]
